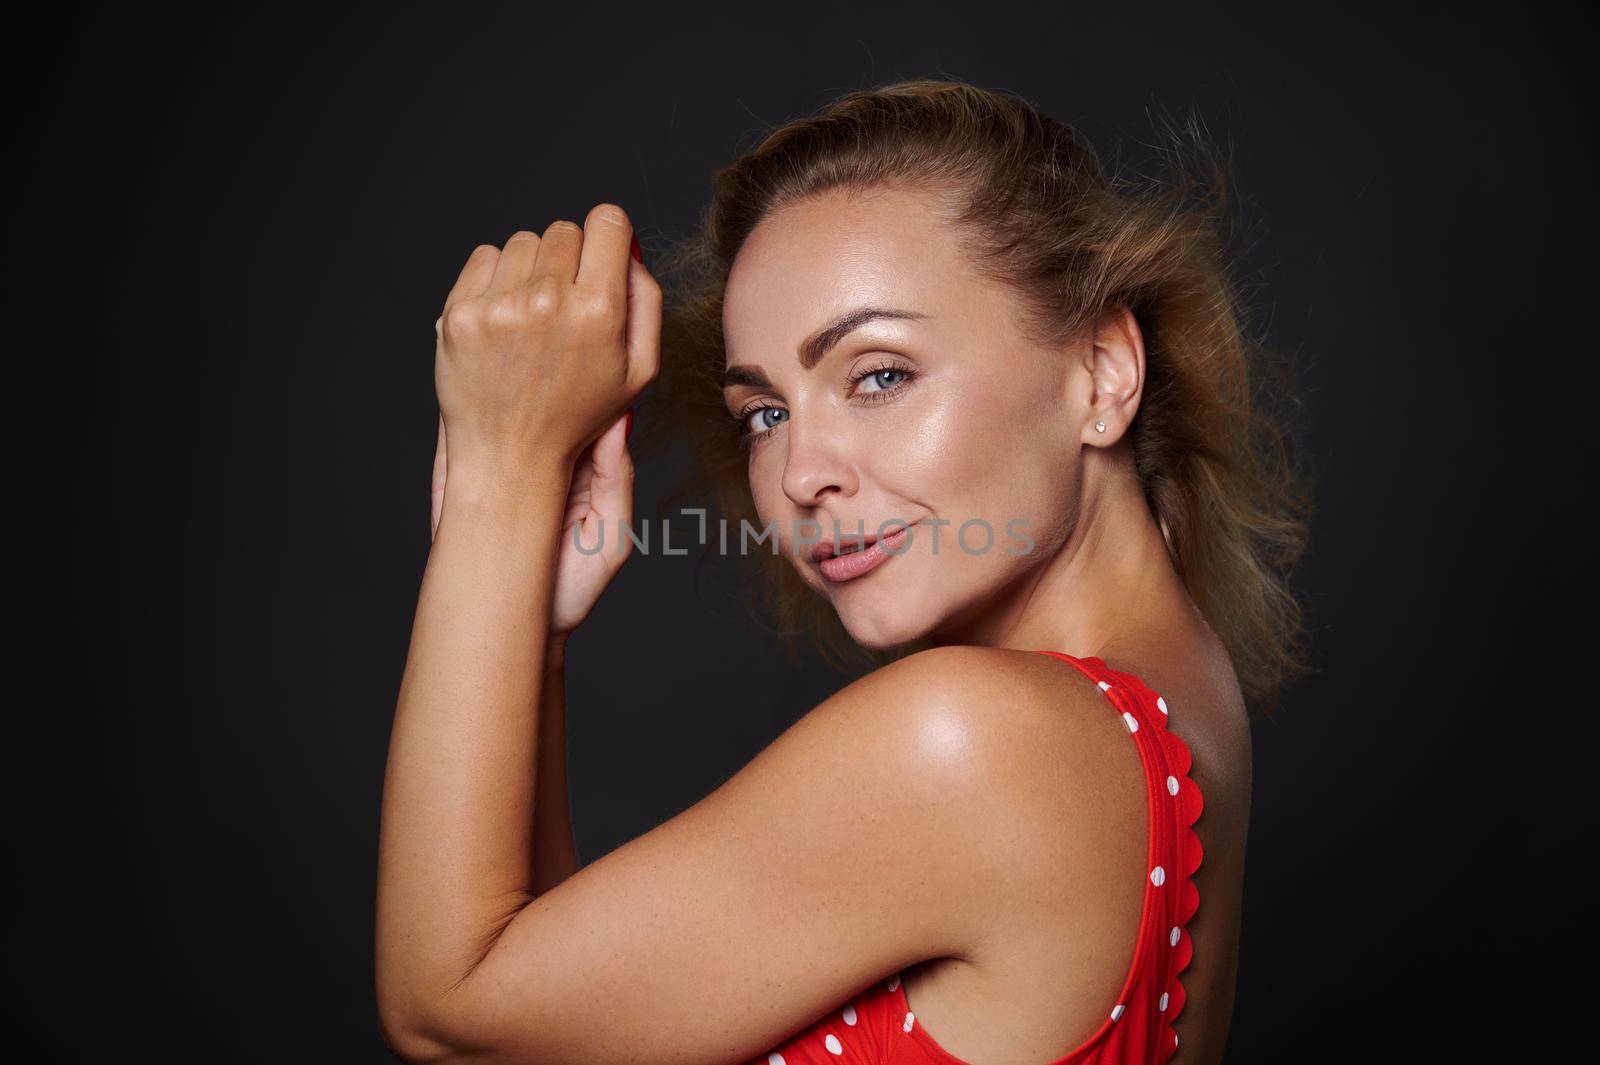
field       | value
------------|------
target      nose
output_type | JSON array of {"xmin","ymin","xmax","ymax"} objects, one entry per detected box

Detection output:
[{"xmin": 780, "ymin": 414, "xmax": 859, "ymax": 509}]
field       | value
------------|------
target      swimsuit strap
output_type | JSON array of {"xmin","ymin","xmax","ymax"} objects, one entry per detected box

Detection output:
[{"xmin": 1029, "ymin": 649, "xmax": 1205, "ymax": 1063}]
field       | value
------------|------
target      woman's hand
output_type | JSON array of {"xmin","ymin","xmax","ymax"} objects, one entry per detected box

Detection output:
[
  {"xmin": 431, "ymin": 406, "xmax": 638, "ymax": 638},
  {"xmin": 433, "ymin": 205, "xmax": 660, "ymax": 498}
]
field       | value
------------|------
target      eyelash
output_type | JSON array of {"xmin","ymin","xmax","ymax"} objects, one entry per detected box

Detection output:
[{"xmin": 732, "ymin": 359, "xmax": 917, "ymax": 447}]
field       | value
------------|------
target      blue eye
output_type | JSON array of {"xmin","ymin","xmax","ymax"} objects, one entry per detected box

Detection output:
[
  {"xmin": 743, "ymin": 406, "xmax": 788, "ymax": 436},
  {"xmin": 732, "ymin": 359, "xmax": 917, "ymax": 448},
  {"xmin": 857, "ymin": 368, "xmax": 907, "ymax": 393}
]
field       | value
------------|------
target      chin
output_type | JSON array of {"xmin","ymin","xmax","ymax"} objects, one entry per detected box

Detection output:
[
  {"xmin": 834, "ymin": 559, "xmax": 1004, "ymax": 651},
  {"xmin": 844, "ymin": 621, "xmax": 926, "ymax": 653},
  {"xmin": 832, "ymin": 594, "xmax": 934, "ymax": 650}
]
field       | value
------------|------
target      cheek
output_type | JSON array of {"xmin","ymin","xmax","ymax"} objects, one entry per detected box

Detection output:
[
  {"xmin": 905, "ymin": 380, "xmax": 1070, "ymax": 550},
  {"xmin": 746, "ymin": 452, "xmax": 793, "ymax": 539},
  {"xmin": 748, "ymin": 435, "xmax": 785, "ymax": 481},
  {"xmin": 886, "ymin": 378, "xmax": 1014, "ymax": 490}
]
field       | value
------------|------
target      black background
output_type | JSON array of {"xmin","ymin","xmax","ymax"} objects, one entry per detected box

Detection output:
[{"xmin": 11, "ymin": 1, "xmax": 1579, "ymax": 1060}]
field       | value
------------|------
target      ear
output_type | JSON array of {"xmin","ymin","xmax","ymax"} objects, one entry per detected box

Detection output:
[{"xmin": 1080, "ymin": 305, "xmax": 1145, "ymax": 446}]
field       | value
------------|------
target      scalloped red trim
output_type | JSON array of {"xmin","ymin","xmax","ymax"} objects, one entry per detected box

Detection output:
[{"xmin": 1031, "ymin": 652, "xmax": 1205, "ymax": 1064}]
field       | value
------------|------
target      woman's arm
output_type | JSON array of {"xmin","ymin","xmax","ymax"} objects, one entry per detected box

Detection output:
[
  {"xmin": 533, "ymin": 635, "xmax": 580, "ymax": 895},
  {"xmin": 377, "ymin": 463, "xmax": 570, "ymax": 1050},
  {"xmin": 429, "ymin": 413, "xmax": 632, "ymax": 904},
  {"xmin": 378, "ymin": 206, "xmax": 655, "ymax": 1060},
  {"xmin": 431, "ymin": 412, "xmax": 580, "ymax": 900},
  {"xmin": 378, "ymin": 642, "xmax": 1073, "ymax": 1065}
]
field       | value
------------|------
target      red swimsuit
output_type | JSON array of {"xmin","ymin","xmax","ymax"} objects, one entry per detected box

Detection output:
[{"xmin": 748, "ymin": 652, "xmax": 1205, "ymax": 1064}]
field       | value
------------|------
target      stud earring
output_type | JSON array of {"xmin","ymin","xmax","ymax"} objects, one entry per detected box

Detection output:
[{"xmin": 1094, "ymin": 420, "xmax": 1106, "ymax": 433}]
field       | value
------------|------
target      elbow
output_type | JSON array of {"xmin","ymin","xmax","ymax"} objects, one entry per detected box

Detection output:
[
  {"xmin": 376, "ymin": 983, "xmax": 488, "ymax": 1065},
  {"xmin": 378, "ymin": 1013, "xmax": 555, "ymax": 1065},
  {"xmin": 376, "ymin": 963, "xmax": 546, "ymax": 1065},
  {"xmin": 377, "ymin": 1005, "xmax": 462, "ymax": 1065}
]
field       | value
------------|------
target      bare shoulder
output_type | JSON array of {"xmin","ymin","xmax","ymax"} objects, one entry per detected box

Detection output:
[
  {"xmin": 832, "ymin": 646, "xmax": 1162, "ymax": 1048},
  {"xmin": 838, "ymin": 644, "xmax": 1145, "ymax": 770},
  {"xmin": 823, "ymin": 644, "xmax": 1146, "ymax": 864},
  {"xmin": 806, "ymin": 642, "xmax": 1143, "ymax": 921},
  {"xmin": 789, "ymin": 644, "xmax": 1097, "ymax": 825},
  {"xmin": 837, "ymin": 644, "xmax": 1113, "ymax": 733},
  {"xmin": 825, "ymin": 639, "xmax": 1126, "ymax": 780}
]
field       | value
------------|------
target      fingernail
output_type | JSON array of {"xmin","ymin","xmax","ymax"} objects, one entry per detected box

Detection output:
[
  {"xmin": 629, "ymin": 234, "xmax": 643, "ymax": 263},
  {"xmin": 624, "ymin": 407, "xmax": 635, "ymax": 441}
]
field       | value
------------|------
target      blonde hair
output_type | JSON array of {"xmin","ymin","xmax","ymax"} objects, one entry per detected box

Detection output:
[{"xmin": 633, "ymin": 78, "xmax": 1316, "ymax": 720}]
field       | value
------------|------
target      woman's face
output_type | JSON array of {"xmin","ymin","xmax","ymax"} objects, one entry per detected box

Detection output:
[{"xmin": 721, "ymin": 184, "xmax": 1087, "ymax": 649}]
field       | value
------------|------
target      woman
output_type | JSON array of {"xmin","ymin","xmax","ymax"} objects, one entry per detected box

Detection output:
[{"xmin": 376, "ymin": 79, "xmax": 1312, "ymax": 1065}]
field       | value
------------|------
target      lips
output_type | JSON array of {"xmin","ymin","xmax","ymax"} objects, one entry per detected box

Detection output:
[
  {"xmin": 812, "ymin": 539, "xmax": 867, "ymax": 563},
  {"xmin": 816, "ymin": 524, "xmax": 914, "ymax": 583},
  {"xmin": 810, "ymin": 527, "xmax": 902, "ymax": 564}
]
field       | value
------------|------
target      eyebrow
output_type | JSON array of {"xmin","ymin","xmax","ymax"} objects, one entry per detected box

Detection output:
[{"xmin": 722, "ymin": 305, "xmax": 930, "ymax": 390}]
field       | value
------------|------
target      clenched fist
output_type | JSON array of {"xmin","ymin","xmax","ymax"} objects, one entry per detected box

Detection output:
[{"xmin": 433, "ymin": 204, "xmax": 661, "ymax": 493}]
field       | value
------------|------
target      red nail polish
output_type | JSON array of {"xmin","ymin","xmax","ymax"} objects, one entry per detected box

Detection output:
[
  {"xmin": 624, "ymin": 407, "xmax": 635, "ymax": 441},
  {"xmin": 629, "ymin": 234, "xmax": 643, "ymax": 263}
]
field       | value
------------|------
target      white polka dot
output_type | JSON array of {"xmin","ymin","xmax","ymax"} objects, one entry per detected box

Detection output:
[
  {"xmin": 1156, "ymin": 695, "xmax": 1168, "ymax": 715},
  {"xmin": 1170, "ymin": 925, "xmax": 1181, "ymax": 946},
  {"xmin": 768, "ymin": 1055, "xmax": 786, "ymax": 1065},
  {"xmin": 886, "ymin": 973, "xmax": 900, "ymax": 992},
  {"xmin": 1174, "ymin": 1030, "xmax": 1180, "ymax": 1047},
  {"xmin": 902, "ymin": 1010, "xmax": 916, "ymax": 1033},
  {"xmin": 1167, "ymin": 774, "xmax": 1179, "ymax": 796},
  {"xmin": 1110, "ymin": 1003, "xmax": 1124, "ymax": 1021},
  {"xmin": 1150, "ymin": 865, "xmax": 1166, "ymax": 886},
  {"xmin": 842, "ymin": 1005, "xmax": 856, "ymax": 1025},
  {"xmin": 1097, "ymin": 680, "xmax": 1111, "ymax": 691},
  {"xmin": 1159, "ymin": 991, "xmax": 1169, "ymax": 1011},
  {"xmin": 1123, "ymin": 711, "xmax": 1139, "ymax": 733},
  {"xmin": 824, "ymin": 1034, "xmax": 843, "ymax": 1055}
]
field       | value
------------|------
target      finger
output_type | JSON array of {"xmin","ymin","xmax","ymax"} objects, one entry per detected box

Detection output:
[
  {"xmin": 575, "ymin": 203, "xmax": 633, "ymax": 308},
  {"xmin": 591, "ymin": 408, "xmax": 633, "ymax": 481},
  {"xmin": 443, "ymin": 244, "xmax": 501, "ymax": 312},
  {"xmin": 623, "ymin": 255, "xmax": 664, "ymax": 394},
  {"xmin": 566, "ymin": 433, "xmax": 598, "ymax": 498},
  {"xmin": 430, "ymin": 412, "xmax": 447, "ymax": 541},
  {"xmin": 485, "ymin": 231, "xmax": 541, "ymax": 294},
  {"xmin": 587, "ymin": 411, "xmax": 635, "ymax": 557},
  {"xmin": 528, "ymin": 218, "xmax": 584, "ymax": 288}
]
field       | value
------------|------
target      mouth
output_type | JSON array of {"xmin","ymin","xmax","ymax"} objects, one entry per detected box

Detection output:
[
  {"xmin": 810, "ymin": 523, "xmax": 918, "ymax": 583},
  {"xmin": 810, "ymin": 525, "xmax": 904, "ymax": 563}
]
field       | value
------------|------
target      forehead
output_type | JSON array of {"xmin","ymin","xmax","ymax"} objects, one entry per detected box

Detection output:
[{"xmin": 723, "ymin": 184, "xmax": 976, "ymax": 362}]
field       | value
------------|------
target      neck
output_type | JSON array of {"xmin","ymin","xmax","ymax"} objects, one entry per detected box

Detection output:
[{"xmin": 927, "ymin": 444, "xmax": 1189, "ymax": 658}]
